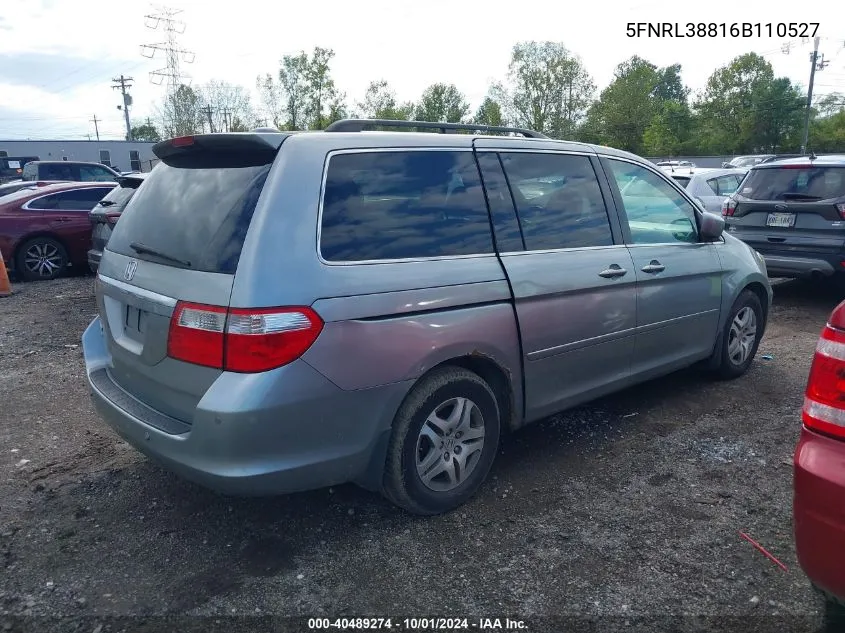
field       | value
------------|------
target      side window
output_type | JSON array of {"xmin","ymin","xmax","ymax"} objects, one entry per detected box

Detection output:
[
  {"xmin": 29, "ymin": 188, "xmax": 111, "ymax": 211},
  {"xmin": 608, "ymin": 159, "xmax": 698, "ymax": 245},
  {"xmin": 498, "ymin": 152, "xmax": 613, "ymax": 251},
  {"xmin": 99, "ymin": 150, "xmax": 111, "ymax": 167},
  {"xmin": 707, "ymin": 175, "xmax": 741, "ymax": 197},
  {"xmin": 79, "ymin": 165, "xmax": 117, "ymax": 182},
  {"xmin": 320, "ymin": 151, "xmax": 494, "ymax": 262},
  {"xmin": 129, "ymin": 150, "xmax": 141, "ymax": 173},
  {"xmin": 41, "ymin": 163, "xmax": 75, "ymax": 181}
]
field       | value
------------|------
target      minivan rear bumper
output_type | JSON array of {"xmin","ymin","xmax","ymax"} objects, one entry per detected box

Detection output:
[{"xmin": 82, "ymin": 317, "xmax": 411, "ymax": 496}]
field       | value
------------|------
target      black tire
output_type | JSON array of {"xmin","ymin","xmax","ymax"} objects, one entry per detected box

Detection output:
[
  {"xmin": 16, "ymin": 237, "xmax": 68, "ymax": 282},
  {"xmin": 382, "ymin": 367, "xmax": 501, "ymax": 515},
  {"xmin": 715, "ymin": 289, "xmax": 764, "ymax": 380},
  {"xmin": 816, "ymin": 586, "xmax": 845, "ymax": 631}
]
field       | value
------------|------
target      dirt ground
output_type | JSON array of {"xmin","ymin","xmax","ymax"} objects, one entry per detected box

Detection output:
[{"xmin": 0, "ymin": 274, "xmax": 843, "ymax": 632}]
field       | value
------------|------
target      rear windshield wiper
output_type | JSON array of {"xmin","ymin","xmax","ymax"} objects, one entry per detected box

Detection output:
[
  {"xmin": 781, "ymin": 193, "xmax": 823, "ymax": 201},
  {"xmin": 97, "ymin": 200, "xmax": 116, "ymax": 207},
  {"xmin": 129, "ymin": 241, "xmax": 192, "ymax": 268}
]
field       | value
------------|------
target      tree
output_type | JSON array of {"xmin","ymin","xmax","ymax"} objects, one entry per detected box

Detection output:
[
  {"xmin": 358, "ymin": 80, "xmax": 413, "ymax": 120},
  {"xmin": 473, "ymin": 94, "xmax": 506, "ymax": 128},
  {"xmin": 414, "ymin": 83, "xmax": 469, "ymax": 123},
  {"xmin": 158, "ymin": 84, "xmax": 204, "ymax": 138},
  {"xmin": 583, "ymin": 56, "xmax": 662, "ymax": 154},
  {"xmin": 257, "ymin": 47, "xmax": 345, "ymax": 130},
  {"xmin": 130, "ymin": 121, "xmax": 161, "ymax": 142},
  {"xmin": 496, "ymin": 41, "xmax": 595, "ymax": 138},
  {"xmin": 695, "ymin": 53, "xmax": 803, "ymax": 154},
  {"xmin": 198, "ymin": 80, "xmax": 257, "ymax": 133}
]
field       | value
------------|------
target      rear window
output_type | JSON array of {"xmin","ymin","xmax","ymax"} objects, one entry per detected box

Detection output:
[
  {"xmin": 96, "ymin": 181, "xmax": 140, "ymax": 209},
  {"xmin": 107, "ymin": 161, "xmax": 271, "ymax": 273},
  {"xmin": 671, "ymin": 176, "xmax": 691, "ymax": 187},
  {"xmin": 740, "ymin": 166, "xmax": 845, "ymax": 201},
  {"xmin": 320, "ymin": 151, "xmax": 494, "ymax": 262}
]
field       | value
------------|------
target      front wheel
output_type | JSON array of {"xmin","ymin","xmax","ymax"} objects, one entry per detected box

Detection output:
[
  {"xmin": 382, "ymin": 367, "xmax": 501, "ymax": 515},
  {"xmin": 715, "ymin": 290, "xmax": 764, "ymax": 379},
  {"xmin": 16, "ymin": 237, "xmax": 68, "ymax": 281}
]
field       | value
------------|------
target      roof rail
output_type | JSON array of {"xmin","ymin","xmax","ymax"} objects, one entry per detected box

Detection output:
[{"xmin": 323, "ymin": 118, "xmax": 548, "ymax": 139}]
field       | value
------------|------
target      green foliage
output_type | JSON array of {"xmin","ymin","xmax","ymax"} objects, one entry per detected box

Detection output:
[
  {"xmin": 497, "ymin": 41, "xmax": 594, "ymax": 138},
  {"xmin": 414, "ymin": 83, "xmax": 469, "ymax": 123},
  {"xmin": 130, "ymin": 122, "xmax": 161, "ymax": 142},
  {"xmin": 473, "ymin": 96, "xmax": 506, "ymax": 128},
  {"xmin": 358, "ymin": 80, "xmax": 414, "ymax": 121},
  {"xmin": 257, "ymin": 47, "xmax": 346, "ymax": 131}
]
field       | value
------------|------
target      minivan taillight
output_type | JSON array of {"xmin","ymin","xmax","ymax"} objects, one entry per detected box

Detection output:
[
  {"xmin": 167, "ymin": 302, "xmax": 323, "ymax": 373},
  {"xmin": 836, "ymin": 203, "xmax": 845, "ymax": 220},
  {"xmin": 722, "ymin": 198, "xmax": 737, "ymax": 217},
  {"xmin": 106, "ymin": 212, "xmax": 121, "ymax": 226},
  {"xmin": 803, "ymin": 301, "xmax": 845, "ymax": 441}
]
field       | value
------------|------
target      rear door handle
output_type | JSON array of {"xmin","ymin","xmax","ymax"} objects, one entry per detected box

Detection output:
[
  {"xmin": 598, "ymin": 265, "xmax": 628, "ymax": 279},
  {"xmin": 641, "ymin": 260, "xmax": 665, "ymax": 274}
]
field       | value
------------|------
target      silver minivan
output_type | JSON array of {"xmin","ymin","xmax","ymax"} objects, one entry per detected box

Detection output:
[{"xmin": 82, "ymin": 120, "xmax": 772, "ymax": 515}]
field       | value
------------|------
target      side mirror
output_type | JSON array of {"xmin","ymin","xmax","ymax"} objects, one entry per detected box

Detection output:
[{"xmin": 700, "ymin": 211, "xmax": 725, "ymax": 241}]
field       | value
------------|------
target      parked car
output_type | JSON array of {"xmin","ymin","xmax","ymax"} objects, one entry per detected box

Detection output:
[
  {"xmin": 722, "ymin": 155, "xmax": 845, "ymax": 279},
  {"xmin": 655, "ymin": 160, "xmax": 696, "ymax": 168},
  {"xmin": 82, "ymin": 121, "xmax": 772, "ymax": 515},
  {"xmin": 0, "ymin": 181, "xmax": 116, "ymax": 281},
  {"xmin": 795, "ymin": 299, "xmax": 845, "ymax": 619},
  {"xmin": 21, "ymin": 161, "xmax": 121, "ymax": 183},
  {"xmin": 722, "ymin": 155, "xmax": 775, "ymax": 169},
  {"xmin": 88, "ymin": 173, "xmax": 148, "ymax": 273},
  {"xmin": 661, "ymin": 167, "xmax": 749, "ymax": 214},
  {"xmin": 0, "ymin": 156, "xmax": 39, "ymax": 184}
]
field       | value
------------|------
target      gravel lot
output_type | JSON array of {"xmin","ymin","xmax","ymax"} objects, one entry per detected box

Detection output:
[{"xmin": 0, "ymin": 274, "xmax": 842, "ymax": 632}]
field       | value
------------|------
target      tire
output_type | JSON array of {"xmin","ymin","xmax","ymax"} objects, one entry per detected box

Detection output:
[
  {"xmin": 815, "ymin": 585, "xmax": 845, "ymax": 631},
  {"xmin": 16, "ymin": 237, "xmax": 68, "ymax": 282},
  {"xmin": 382, "ymin": 367, "xmax": 501, "ymax": 515},
  {"xmin": 715, "ymin": 290, "xmax": 764, "ymax": 380}
]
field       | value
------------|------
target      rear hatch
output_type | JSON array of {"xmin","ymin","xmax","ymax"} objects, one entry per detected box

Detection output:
[
  {"xmin": 95, "ymin": 132, "xmax": 287, "ymax": 423},
  {"xmin": 89, "ymin": 175, "xmax": 146, "ymax": 252},
  {"xmin": 726, "ymin": 163, "xmax": 845, "ymax": 255}
]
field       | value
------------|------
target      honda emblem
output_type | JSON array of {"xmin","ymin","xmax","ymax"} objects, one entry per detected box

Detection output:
[{"xmin": 123, "ymin": 260, "xmax": 137, "ymax": 281}]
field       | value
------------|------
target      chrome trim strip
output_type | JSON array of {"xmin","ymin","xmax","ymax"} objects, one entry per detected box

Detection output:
[
  {"xmin": 97, "ymin": 274, "xmax": 177, "ymax": 307},
  {"xmin": 526, "ymin": 309, "xmax": 719, "ymax": 361}
]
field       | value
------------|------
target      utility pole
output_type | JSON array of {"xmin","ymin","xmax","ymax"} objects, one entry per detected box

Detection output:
[
  {"xmin": 801, "ymin": 37, "xmax": 829, "ymax": 155},
  {"xmin": 221, "ymin": 107, "xmax": 231, "ymax": 132},
  {"xmin": 90, "ymin": 115, "xmax": 100, "ymax": 142},
  {"xmin": 112, "ymin": 75, "xmax": 134, "ymax": 141},
  {"xmin": 201, "ymin": 105, "xmax": 215, "ymax": 133}
]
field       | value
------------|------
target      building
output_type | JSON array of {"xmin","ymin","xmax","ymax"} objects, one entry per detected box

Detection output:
[{"xmin": 0, "ymin": 140, "xmax": 157, "ymax": 173}]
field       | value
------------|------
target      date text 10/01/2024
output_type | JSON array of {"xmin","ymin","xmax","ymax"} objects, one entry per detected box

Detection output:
[
  {"xmin": 307, "ymin": 618, "xmax": 527, "ymax": 630},
  {"xmin": 626, "ymin": 22, "xmax": 820, "ymax": 38}
]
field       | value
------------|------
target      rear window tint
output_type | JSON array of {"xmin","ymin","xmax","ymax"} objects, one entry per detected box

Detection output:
[
  {"xmin": 740, "ymin": 166, "xmax": 845, "ymax": 200},
  {"xmin": 107, "ymin": 162, "xmax": 271, "ymax": 273},
  {"xmin": 96, "ymin": 184, "xmax": 137, "ymax": 209},
  {"xmin": 671, "ymin": 176, "xmax": 691, "ymax": 187},
  {"xmin": 320, "ymin": 151, "xmax": 494, "ymax": 262}
]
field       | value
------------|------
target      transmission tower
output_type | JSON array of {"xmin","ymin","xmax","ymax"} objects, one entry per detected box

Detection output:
[{"xmin": 140, "ymin": 5, "xmax": 195, "ymax": 92}]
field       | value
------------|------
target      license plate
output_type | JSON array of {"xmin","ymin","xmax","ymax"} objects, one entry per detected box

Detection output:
[{"xmin": 766, "ymin": 212, "xmax": 796, "ymax": 228}]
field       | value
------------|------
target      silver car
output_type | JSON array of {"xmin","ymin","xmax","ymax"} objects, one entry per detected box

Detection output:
[
  {"xmin": 82, "ymin": 120, "xmax": 772, "ymax": 515},
  {"xmin": 661, "ymin": 167, "xmax": 749, "ymax": 214}
]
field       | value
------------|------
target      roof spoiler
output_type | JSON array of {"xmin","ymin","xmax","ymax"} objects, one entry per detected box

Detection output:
[
  {"xmin": 324, "ymin": 118, "xmax": 548, "ymax": 139},
  {"xmin": 152, "ymin": 132, "xmax": 290, "ymax": 161}
]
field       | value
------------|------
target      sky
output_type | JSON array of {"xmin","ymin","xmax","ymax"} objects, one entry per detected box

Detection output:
[{"xmin": 0, "ymin": 0, "xmax": 844, "ymax": 140}]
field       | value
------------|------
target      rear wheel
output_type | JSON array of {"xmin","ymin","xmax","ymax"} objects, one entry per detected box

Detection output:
[
  {"xmin": 715, "ymin": 290, "xmax": 764, "ymax": 379},
  {"xmin": 382, "ymin": 367, "xmax": 500, "ymax": 515},
  {"xmin": 16, "ymin": 237, "xmax": 68, "ymax": 282}
]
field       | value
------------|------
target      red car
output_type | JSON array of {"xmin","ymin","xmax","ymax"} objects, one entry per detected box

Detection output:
[
  {"xmin": 0, "ymin": 181, "xmax": 116, "ymax": 281},
  {"xmin": 795, "ymin": 299, "xmax": 845, "ymax": 617}
]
